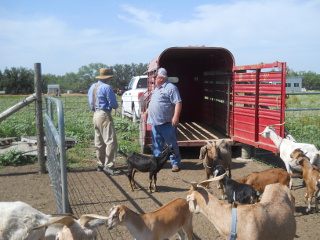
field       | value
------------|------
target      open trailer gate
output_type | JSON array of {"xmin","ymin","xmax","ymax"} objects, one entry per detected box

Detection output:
[
  {"xmin": 231, "ymin": 62, "xmax": 287, "ymax": 153},
  {"xmin": 140, "ymin": 47, "xmax": 286, "ymax": 154}
]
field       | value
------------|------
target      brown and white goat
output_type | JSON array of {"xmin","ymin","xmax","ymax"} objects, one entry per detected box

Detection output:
[
  {"xmin": 199, "ymin": 140, "xmax": 232, "ymax": 179},
  {"xmin": 290, "ymin": 148, "xmax": 320, "ymax": 213},
  {"xmin": 119, "ymin": 146, "xmax": 175, "ymax": 192},
  {"xmin": 107, "ymin": 198, "xmax": 194, "ymax": 240},
  {"xmin": 186, "ymin": 176, "xmax": 296, "ymax": 240},
  {"xmin": 234, "ymin": 168, "xmax": 298, "ymax": 195}
]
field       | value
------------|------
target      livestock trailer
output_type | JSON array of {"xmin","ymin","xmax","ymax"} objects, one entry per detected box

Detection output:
[{"xmin": 139, "ymin": 46, "xmax": 286, "ymax": 154}]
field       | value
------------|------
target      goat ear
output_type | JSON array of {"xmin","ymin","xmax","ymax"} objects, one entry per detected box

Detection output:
[
  {"xmin": 119, "ymin": 209, "xmax": 126, "ymax": 222},
  {"xmin": 182, "ymin": 179, "xmax": 197, "ymax": 191}
]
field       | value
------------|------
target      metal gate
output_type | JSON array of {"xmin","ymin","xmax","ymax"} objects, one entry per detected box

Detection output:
[{"xmin": 44, "ymin": 96, "xmax": 69, "ymax": 213}]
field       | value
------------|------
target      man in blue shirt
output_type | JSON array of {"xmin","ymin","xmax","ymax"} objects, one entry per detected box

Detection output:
[
  {"xmin": 147, "ymin": 68, "xmax": 182, "ymax": 172},
  {"xmin": 87, "ymin": 68, "xmax": 120, "ymax": 175}
]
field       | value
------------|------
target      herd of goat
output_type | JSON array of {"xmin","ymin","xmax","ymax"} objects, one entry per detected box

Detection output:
[{"xmin": 1, "ymin": 123, "xmax": 320, "ymax": 239}]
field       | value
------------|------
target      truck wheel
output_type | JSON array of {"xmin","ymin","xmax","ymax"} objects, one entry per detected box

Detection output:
[{"xmin": 132, "ymin": 105, "xmax": 137, "ymax": 123}]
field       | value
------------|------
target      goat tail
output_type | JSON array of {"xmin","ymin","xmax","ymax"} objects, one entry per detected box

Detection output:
[{"xmin": 118, "ymin": 150, "xmax": 128, "ymax": 158}]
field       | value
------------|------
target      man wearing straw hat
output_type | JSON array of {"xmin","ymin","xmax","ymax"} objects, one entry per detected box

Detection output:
[{"xmin": 88, "ymin": 68, "xmax": 120, "ymax": 175}]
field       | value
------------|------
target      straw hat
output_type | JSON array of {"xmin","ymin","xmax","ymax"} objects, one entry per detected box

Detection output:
[{"xmin": 95, "ymin": 68, "xmax": 113, "ymax": 79}]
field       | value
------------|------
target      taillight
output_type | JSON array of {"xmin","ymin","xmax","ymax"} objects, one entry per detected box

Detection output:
[{"xmin": 138, "ymin": 92, "xmax": 144, "ymax": 99}]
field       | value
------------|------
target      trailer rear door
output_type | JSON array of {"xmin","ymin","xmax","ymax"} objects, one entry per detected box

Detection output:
[{"xmin": 230, "ymin": 62, "xmax": 286, "ymax": 153}]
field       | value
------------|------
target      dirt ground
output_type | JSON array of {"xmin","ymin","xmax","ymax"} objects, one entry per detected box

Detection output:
[{"xmin": 0, "ymin": 147, "xmax": 319, "ymax": 240}]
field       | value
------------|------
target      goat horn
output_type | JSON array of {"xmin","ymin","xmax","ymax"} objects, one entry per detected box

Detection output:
[
  {"xmin": 269, "ymin": 122, "xmax": 285, "ymax": 127},
  {"xmin": 79, "ymin": 214, "xmax": 109, "ymax": 227},
  {"xmin": 197, "ymin": 172, "xmax": 227, "ymax": 186}
]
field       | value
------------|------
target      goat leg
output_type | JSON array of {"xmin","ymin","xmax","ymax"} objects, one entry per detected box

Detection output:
[
  {"xmin": 228, "ymin": 165, "xmax": 232, "ymax": 179},
  {"xmin": 148, "ymin": 172, "xmax": 153, "ymax": 193},
  {"xmin": 315, "ymin": 190, "xmax": 320, "ymax": 212},
  {"xmin": 154, "ymin": 173, "xmax": 158, "ymax": 192},
  {"xmin": 132, "ymin": 169, "xmax": 139, "ymax": 189},
  {"xmin": 305, "ymin": 189, "xmax": 313, "ymax": 214},
  {"xmin": 127, "ymin": 169, "xmax": 135, "ymax": 192},
  {"xmin": 177, "ymin": 229, "xmax": 186, "ymax": 240},
  {"xmin": 219, "ymin": 180, "xmax": 227, "ymax": 200}
]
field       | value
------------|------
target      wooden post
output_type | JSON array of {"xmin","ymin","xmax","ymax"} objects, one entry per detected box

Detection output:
[{"xmin": 34, "ymin": 63, "xmax": 46, "ymax": 174}]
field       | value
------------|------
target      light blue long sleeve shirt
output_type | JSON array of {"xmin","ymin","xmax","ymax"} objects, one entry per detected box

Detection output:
[{"xmin": 87, "ymin": 80, "xmax": 118, "ymax": 111}]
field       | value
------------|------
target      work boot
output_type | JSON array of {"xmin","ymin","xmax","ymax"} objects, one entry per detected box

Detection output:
[{"xmin": 171, "ymin": 166, "xmax": 180, "ymax": 172}]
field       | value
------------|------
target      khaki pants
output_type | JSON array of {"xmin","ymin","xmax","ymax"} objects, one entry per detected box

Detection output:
[{"xmin": 93, "ymin": 110, "xmax": 117, "ymax": 169}]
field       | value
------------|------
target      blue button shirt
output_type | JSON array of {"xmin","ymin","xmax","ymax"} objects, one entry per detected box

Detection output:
[
  {"xmin": 147, "ymin": 81, "xmax": 182, "ymax": 126},
  {"xmin": 87, "ymin": 80, "xmax": 118, "ymax": 111}
]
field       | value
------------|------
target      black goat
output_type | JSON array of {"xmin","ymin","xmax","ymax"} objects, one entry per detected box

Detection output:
[
  {"xmin": 119, "ymin": 147, "xmax": 175, "ymax": 193},
  {"xmin": 214, "ymin": 165, "xmax": 258, "ymax": 204}
]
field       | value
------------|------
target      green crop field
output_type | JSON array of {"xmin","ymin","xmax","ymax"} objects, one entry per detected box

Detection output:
[
  {"xmin": 0, "ymin": 95, "xmax": 140, "ymax": 167},
  {"xmin": 0, "ymin": 93, "xmax": 319, "ymax": 167}
]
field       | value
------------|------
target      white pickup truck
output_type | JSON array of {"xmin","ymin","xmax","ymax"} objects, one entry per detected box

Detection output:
[{"xmin": 121, "ymin": 75, "xmax": 148, "ymax": 122}]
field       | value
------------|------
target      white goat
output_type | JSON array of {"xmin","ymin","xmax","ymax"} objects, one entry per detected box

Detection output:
[
  {"xmin": 0, "ymin": 201, "xmax": 108, "ymax": 240},
  {"xmin": 186, "ymin": 176, "xmax": 296, "ymax": 240},
  {"xmin": 107, "ymin": 198, "xmax": 194, "ymax": 240},
  {"xmin": 260, "ymin": 123, "xmax": 320, "ymax": 174}
]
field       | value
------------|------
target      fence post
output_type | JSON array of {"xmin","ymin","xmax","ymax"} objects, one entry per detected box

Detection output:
[{"xmin": 34, "ymin": 63, "xmax": 46, "ymax": 174}]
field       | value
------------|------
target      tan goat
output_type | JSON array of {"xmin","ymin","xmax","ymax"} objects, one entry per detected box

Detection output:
[
  {"xmin": 199, "ymin": 140, "xmax": 232, "ymax": 179},
  {"xmin": 234, "ymin": 168, "xmax": 297, "ymax": 195},
  {"xmin": 106, "ymin": 198, "xmax": 194, "ymax": 240},
  {"xmin": 290, "ymin": 148, "xmax": 320, "ymax": 213},
  {"xmin": 186, "ymin": 176, "xmax": 296, "ymax": 240}
]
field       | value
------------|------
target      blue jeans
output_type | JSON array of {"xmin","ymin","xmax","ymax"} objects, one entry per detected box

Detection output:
[{"xmin": 151, "ymin": 123, "xmax": 181, "ymax": 167}]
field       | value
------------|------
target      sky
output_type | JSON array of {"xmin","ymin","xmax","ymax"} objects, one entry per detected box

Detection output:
[{"xmin": 0, "ymin": 0, "xmax": 319, "ymax": 76}]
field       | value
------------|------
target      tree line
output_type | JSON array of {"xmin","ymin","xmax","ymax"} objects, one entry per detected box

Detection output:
[
  {"xmin": 0, "ymin": 62, "xmax": 148, "ymax": 95},
  {"xmin": 0, "ymin": 64, "xmax": 320, "ymax": 95}
]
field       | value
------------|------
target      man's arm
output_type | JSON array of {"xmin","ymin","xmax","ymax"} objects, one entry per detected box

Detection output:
[{"xmin": 172, "ymin": 102, "xmax": 182, "ymax": 126}]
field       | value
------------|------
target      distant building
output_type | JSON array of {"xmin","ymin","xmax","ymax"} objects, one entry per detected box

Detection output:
[
  {"xmin": 286, "ymin": 76, "xmax": 302, "ymax": 92},
  {"xmin": 47, "ymin": 84, "xmax": 60, "ymax": 95}
]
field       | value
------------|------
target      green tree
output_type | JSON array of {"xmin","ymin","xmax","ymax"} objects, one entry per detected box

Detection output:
[
  {"xmin": 287, "ymin": 69, "xmax": 320, "ymax": 90},
  {"xmin": 2, "ymin": 67, "xmax": 34, "ymax": 94}
]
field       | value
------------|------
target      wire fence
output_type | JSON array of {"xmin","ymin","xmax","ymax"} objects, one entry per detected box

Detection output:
[{"xmin": 1, "ymin": 93, "xmax": 320, "ymax": 156}]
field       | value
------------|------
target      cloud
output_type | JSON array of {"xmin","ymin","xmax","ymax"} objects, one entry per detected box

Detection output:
[
  {"xmin": 118, "ymin": 0, "xmax": 320, "ymax": 72},
  {"xmin": 0, "ymin": 0, "xmax": 319, "ymax": 75}
]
